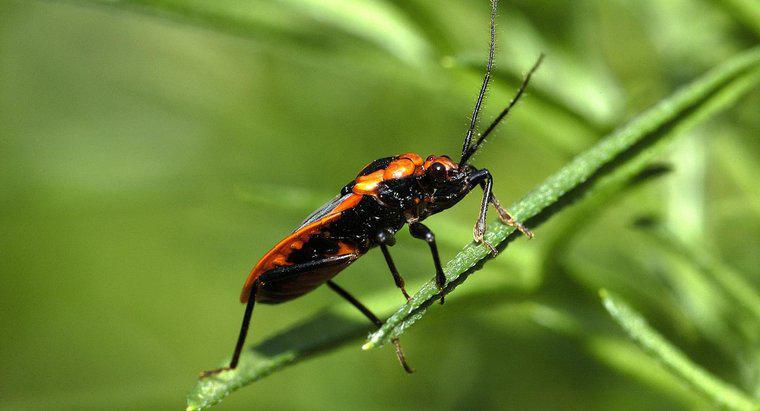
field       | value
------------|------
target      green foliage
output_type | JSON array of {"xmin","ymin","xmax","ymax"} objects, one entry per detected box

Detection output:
[
  {"xmin": 80, "ymin": 0, "xmax": 432, "ymax": 63},
  {"xmin": 187, "ymin": 49, "xmax": 760, "ymax": 409},
  {"xmin": 2, "ymin": 1, "xmax": 759, "ymax": 410},
  {"xmin": 364, "ymin": 47, "xmax": 760, "ymax": 350},
  {"xmin": 601, "ymin": 290, "xmax": 759, "ymax": 410},
  {"xmin": 638, "ymin": 223, "xmax": 760, "ymax": 324}
]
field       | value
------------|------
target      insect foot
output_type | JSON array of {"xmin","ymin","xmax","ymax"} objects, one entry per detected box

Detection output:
[
  {"xmin": 199, "ymin": 367, "xmax": 231, "ymax": 379},
  {"xmin": 505, "ymin": 218, "xmax": 534, "ymax": 239},
  {"xmin": 473, "ymin": 225, "xmax": 499, "ymax": 256}
]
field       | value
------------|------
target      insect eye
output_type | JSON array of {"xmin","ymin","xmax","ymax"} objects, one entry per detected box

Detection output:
[{"xmin": 428, "ymin": 162, "xmax": 447, "ymax": 180}]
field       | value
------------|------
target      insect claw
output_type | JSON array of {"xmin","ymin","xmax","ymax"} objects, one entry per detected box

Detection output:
[
  {"xmin": 496, "ymin": 211, "xmax": 533, "ymax": 239},
  {"xmin": 483, "ymin": 240, "xmax": 498, "ymax": 256},
  {"xmin": 473, "ymin": 217, "xmax": 486, "ymax": 237},
  {"xmin": 199, "ymin": 367, "xmax": 231, "ymax": 379},
  {"xmin": 492, "ymin": 202, "xmax": 534, "ymax": 239},
  {"xmin": 474, "ymin": 231, "xmax": 498, "ymax": 256},
  {"xmin": 434, "ymin": 280, "xmax": 446, "ymax": 305},
  {"xmin": 519, "ymin": 225, "xmax": 535, "ymax": 239},
  {"xmin": 401, "ymin": 287, "xmax": 411, "ymax": 302},
  {"xmin": 392, "ymin": 338, "xmax": 415, "ymax": 374},
  {"xmin": 507, "ymin": 219, "xmax": 534, "ymax": 239}
]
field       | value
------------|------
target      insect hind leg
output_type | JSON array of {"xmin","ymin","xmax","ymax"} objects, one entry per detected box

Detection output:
[
  {"xmin": 201, "ymin": 254, "xmax": 361, "ymax": 378},
  {"xmin": 200, "ymin": 281, "xmax": 259, "ymax": 378},
  {"xmin": 326, "ymin": 280, "xmax": 414, "ymax": 374}
]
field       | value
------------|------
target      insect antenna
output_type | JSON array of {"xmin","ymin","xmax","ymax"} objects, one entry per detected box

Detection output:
[
  {"xmin": 459, "ymin": 54, "xmax": 544, "ymax": 165},
  {"xmin": 460, "ymin": 0, "xmax": 498, "ymax": 166}
]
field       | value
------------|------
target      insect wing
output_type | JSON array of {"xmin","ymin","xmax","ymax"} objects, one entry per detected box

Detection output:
[{"xmin": 297, "ymin": 192, "xmax": 353, "ymax": 231}]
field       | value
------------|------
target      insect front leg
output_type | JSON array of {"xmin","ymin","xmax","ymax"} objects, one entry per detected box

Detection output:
[
  {"xmin": 467, "ymin": 168, "xmax": 532, "ymax": 256},
  {"xmin": 468, "ymin": 169, "xmax": 499, "ymax": 255},
  {"xmin": 326, "ymin": 280, "xmax": 414, "ymax": 373},
  {"xmin": 408, "ymin": 222, "xmax": 446, "ymax": 305},
  {"xmin": 376, "ymin": 229, "xmax": 411, "ymax": 301},
  {"xmin": 489, "ymin": 193, "xmax": 533, "ymax": 239}
]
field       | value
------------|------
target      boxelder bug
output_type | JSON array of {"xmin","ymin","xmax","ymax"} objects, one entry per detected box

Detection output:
[{"xmin": 201, "ymin": 0, "xmax": 543, "ymax": 377}]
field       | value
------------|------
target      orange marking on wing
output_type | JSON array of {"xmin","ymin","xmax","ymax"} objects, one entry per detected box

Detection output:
[
  {"xmin": 354, "ymin": 181, "xmax": 382, "ymax": 194},
  {"xmin": 354, "ymin": 170, "xmax": 384, "ymax": 195},
  {"xmin": 352, "ymin": 154, "xmax": 426, "ymax": 196},
  {"xmin": 356, "ymin": 169, "xmax": 384, "ymax": 183},
  {"xmin": 383, "ymin": 158, "xmax": 416, "ymax": 180},
  {"xmin": 400, "ymin": 152, "xmax": 423, "ymax": 166},
  {"xmin": 401, "ymin": 153, "xmax": 425, "ymax": 175},
  {"xmin": 336, "ymin": 241, "xmax": 358, "ymax": 256},
  {"xmin": 240, "ymin": 194, "xmax": 362, "ymax": 303}
]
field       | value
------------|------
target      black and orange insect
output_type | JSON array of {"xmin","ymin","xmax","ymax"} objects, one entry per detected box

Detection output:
[{"xmin": 201, "ymin": 0, "xmax": 543, "ymax": 377}]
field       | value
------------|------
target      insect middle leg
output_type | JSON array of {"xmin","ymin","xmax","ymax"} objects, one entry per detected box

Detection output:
[
  {"xmin": 468, "ymin": 168, "xmax": 532, "ymax": 256},
  {"xmin": 408, "ymin": 222, "xmax": 447, "ymax": 305},
  {"xmin": 326, "ymin": 280, "xmax": 414, "ymax": 373},
  {"xmin": 375, "ymin": 229, "xmax": 411, "ymax": 301}
]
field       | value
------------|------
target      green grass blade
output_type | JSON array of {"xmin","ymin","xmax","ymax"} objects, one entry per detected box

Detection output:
[
  {"xmin": 642, "ymin": 224, "xmax": 760, "ymax": 325},
  {"xmin": 363, "ymin": 47, "xmax": 760, "ymax": 349},
  {"xmin": 708, "ymin": 0, "xmax": 760, "ymax": 38},
  {"xmin": 478, "ymin": 302, "xmax": 705, "ymax": 407},
  {"xmin": 277, "ymin": 0, "xmax": 431, "ymax": 64},
  {"xmin": 186, "ymin": 46, "xmax": 760, "ymax": 409},
  {"xmin": 186, "ymin": 272, "xmax": 535, "ymax": 410},
  {"xmin": 185, "ymin": 287, "xmax": 396, "ymax": 411},
  {"xmin": 57, "ymin": 0, "xmax": 431, "ymax": 64},
  {"xmin": 586, "ymin": 337, "xmax": 705, "ymax": 407},
  {"xmin": 600, "ymin": 290, "xmax": 759, "ymax": 410},
  {"xmin": 715, "ymin": 137, "xmax": 760, "ymax": 217}
]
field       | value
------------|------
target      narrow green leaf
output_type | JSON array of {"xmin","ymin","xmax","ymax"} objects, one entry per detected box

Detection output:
[
  {"xmin": 587, "ymin": 337, "xmax": 705, "ymax": 407},
  {"xmin": 276, "ymin": 0, "xmax": 431, "ymax": 64},
  {"xmin": 708, "ymin": 0, "xmax": 760, "ymax": 38},
  {"xmin": 476, "ymin": 11, "xmax": 625, "ymax": 129},
  {"xmin": 364, "ymin": 47, "xmax": 760, "ymax": 349},
  {"xmin": 459, "ymin": 48, "xmax": 622, "ymax": 135},
  {"xmin": 186, "ymin": 270, "xmax": 533, "ymax": 410},
  {"xmin": 715, "ymin": 137, "xmax": 760, "ymax": 217},
  {"xmin": 186, "ymin": 287, "xmax": 397, "ymax": 411},
  {"xmin": 641, "ymin": 225, "xmax": 760, "ymax": 326},
  {"xmin": 477, "ymin": 302, "xmax": 704, "ymax": 407},
  {"xmin": 600, "ymin": 290, "xmax": 759, "ymax": 410},
  {"xmin": 58, "ymin": 0, "xmax": 431, "ymax": 64},
  {"xmin": 540, "ymin": 164, "xmax": 672, "ymax": 276},
  {"xmin": 186, "ymin": 47, "xmax": 760, "ymax": 409}
]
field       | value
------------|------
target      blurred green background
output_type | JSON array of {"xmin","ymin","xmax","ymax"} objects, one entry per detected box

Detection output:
[{"xmin": 1, "ymin": 0, "xmax": 758, "ymax": 409}]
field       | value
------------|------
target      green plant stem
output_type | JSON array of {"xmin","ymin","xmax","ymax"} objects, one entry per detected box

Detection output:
[
  {"xmin": 642, "ymin": 225, "xmax": 760, "ymax": 325},
  {"xmin": 53, "ymin": 0, "xmax": 431, "ymax": 64},
  {"xmin": 187, "ymin": 47, "xmax": 760, "ymax": 409},
  {"xmin": 364, "ymin": 47, "xmax": 760, "ymax": 350},
  {"xmin": 601, "ymin": 290, "xmax": 760, "ymax": 411},
  {"xmin": 186, "ymin": 272, "xmax": 535, "ymax": 410},
  {"xmin": 708, "ymin": 0, "xmax": 760, "ymax": 38}
]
